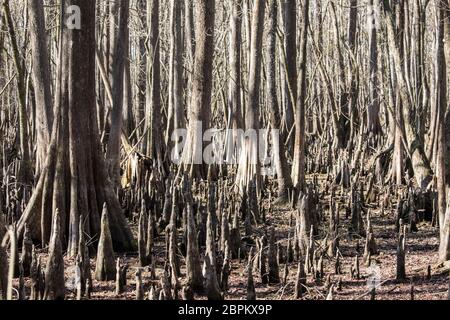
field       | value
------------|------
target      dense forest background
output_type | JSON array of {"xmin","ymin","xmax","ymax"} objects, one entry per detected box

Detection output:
[{"xmin": 0, "ymin": 0, "xmax": 450, "ymax": 300}]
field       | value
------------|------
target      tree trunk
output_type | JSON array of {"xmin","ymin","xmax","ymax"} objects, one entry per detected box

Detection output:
[
  {"xmin": 291, "ymin": 0, "xmax": 310, "ymax": 191},
  {"xmin": 235, "ymin": 0, "xmax": 265, "ymax": 192},
  {"xmin": 266, "ymin": 0, "xmax": 292, "ymax": 200},
  {"xmin": 437, "ymin": 0, "xmax": 449, "ymax": 263},
  {"xmin": 106, "ymin": 0, "xmax": 130, "ymax": 186},
  {"xmin": 166, "ymin": 0, "xmax": 186, "ymax": 162},
  {"xmin": 382, "ymin": 0, "xmax": 433, "ymax": 189},
  {"xmin": 28, "ymin": 0, "xmax": 53, "ymax": 175},
  {"xmin": 2, "ymin": 0, "xmax": 32, "ymax": 183},
  {"xmin": 180, "ymin": 0, "xmax": 215, "ymax": 179},
  {"xmin": 16, "ymin": 0, "xmax": 135, "ymax": 254},
  {"xmin": 144, "ymin": 0, "xmax": 164, "ymax": 172},
  {"xmin": 367, "ymin": 0, "xmax": 382, "ymax": 139},
  {"xmin": 283, "ymin": 0, "xmax": 297, "ymax": 147},
  {"xmin": 227, "ymin": 0, "xmax": 244, "ymax": 165}
]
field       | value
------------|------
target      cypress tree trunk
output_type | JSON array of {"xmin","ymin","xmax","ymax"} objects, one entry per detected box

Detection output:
[{"xmin": 16, "ymin": 0, "xmax": 135, "ymax": 254}]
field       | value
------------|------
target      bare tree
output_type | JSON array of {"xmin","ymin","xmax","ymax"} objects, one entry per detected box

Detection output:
[
  {"xmin": 382, "ymin": 0, "xmax": 432, "ymax": 189},
  {"xmin": 16, "ymin": 0, "xmax": 134, "ymax": 254},
  {"xmin": 28, "ymin": 0, "xmax": 53, "ymax": 174},
  {"xmin": 282, "ymin": 0, "xmax": 297, "ymax": 147},
  {"xmin": 236, "ymin": 0, "xmax": 265, "ymax": 192},
  {"xmin": 291, "ymin": 0, "xmax": 310, "ymax": 191},
  {"xmin": 266, "ymin": 0, "xmax": 292, "ymax": 200},
  {"xmin": 106, "ymin": 0, "xmax": 130, "ymax": 186},
  {"xmin": 437, "ymin": 0, "xmax": 449, "ymax": 263},
  {"xmin": 180, "ymin": 0, "xmax": 216, "ymax": 179},
  {"xmin": 2, "ymin": 0, "xmax": 31, "ymax": 183},
  {"xmin": 144, "ymin": 0, "xmax": 165, "ymax": 172}
]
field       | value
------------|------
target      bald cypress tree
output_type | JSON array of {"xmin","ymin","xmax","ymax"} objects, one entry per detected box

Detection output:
[{"xmin": 17, "ymin": 0, "xmax": 135, "ymax": 254}]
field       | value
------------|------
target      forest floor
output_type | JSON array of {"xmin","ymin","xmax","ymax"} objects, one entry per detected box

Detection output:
[{"xmin": 16, "ymin": 177, "xmax": 450, "ymax": 301}]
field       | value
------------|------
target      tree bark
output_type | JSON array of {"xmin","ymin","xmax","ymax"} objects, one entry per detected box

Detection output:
[
  {"xmin": 235, "ymin": 0, "xmax": 265, "ymax": 192},
  {"xmin": 2, "ymin": 0, "xmax": 32, "ymax": 183},
  {"xmin": 266, "ymin": 0, "xmax": 292, "ymax": 200},
  {"xmin": 291, "ymin": 0, "xmax": 310, "ymax": 191},
  {"xmin": 28, "ymin": 0, "xmax": 53, "ymax": 175},
  {"xmin": 228, "ymin": 0, "xmax": 244, "ymax": 165},
  {"xmin": 180, "ymin": 0, "xmax": 215, "ymax": 179},
  {"xmin": 144, "ymin": 0, "xmax": 164, "ymax": 173},
  {"xmin": 437, "ymin": 0, "xmax": 449, "ymax": 263},
  {"xmin": 382, "ymin": 0, "xmax": 433, "ymax": 189},
  {"xmin": 16, "ymin": 0, "xmax": 135, "ymax": 254},
  {"xmin": 106, "ymin": 0, "xmax": 130, "ymax": 186},
  {"xmin": 283, "ymin": 0, "xmax": 296, "ymax": 145}
]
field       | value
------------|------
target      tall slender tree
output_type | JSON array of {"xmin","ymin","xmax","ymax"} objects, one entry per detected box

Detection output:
[
  {"xmin": 266, "ymin": 0, "xmax": 292, "ymax": 201},
  {"xmin": 28, "ymin": 0, "xmax": 53, "ymax": 174},
  {"xmin": 437, "ymin": 0, "xmax": 449, "ymax": 263},
  {"xmin": 283, "ymin": 0, "xmax": 297, "ymax": 145},
  {"xmin": 106, "ymin": 0, "xmax": 130, "ymax": 186},
  {"xmin": 236, "ymin": 0, "xmax": 265, "ymax": 192},
  {"xmin": 228, "ymin": 0, "xmax": 243, "ymax": 141},
  {"xmin": 2, "ymin": 0, "xmax": 31, "ymax": 183},
  {"xmin": 180, "ymin": 0, "xmax": 216, "ymax": 179},
  {"xmin": 291, "ymin": 0, "xmax": 310, "ymax": 191}
]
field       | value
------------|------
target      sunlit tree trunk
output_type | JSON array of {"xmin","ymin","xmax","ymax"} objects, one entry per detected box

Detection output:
[
  {"xmin": 28, "ymin": 0, "xmax": 53, "ymax": 175},
  {"xmin": 291, "ymin": 0, "xmax": 310, "ymax": 191}
]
